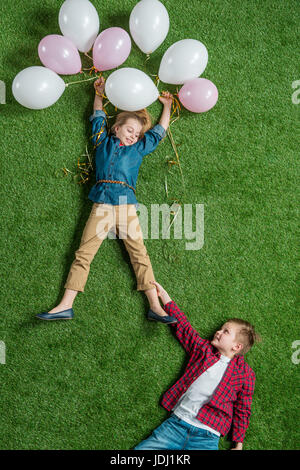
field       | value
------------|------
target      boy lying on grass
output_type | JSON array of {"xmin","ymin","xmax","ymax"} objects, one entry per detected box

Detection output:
[{"xmin": 134, "ymin": 281, "xmax": 261, "ymax": 450}]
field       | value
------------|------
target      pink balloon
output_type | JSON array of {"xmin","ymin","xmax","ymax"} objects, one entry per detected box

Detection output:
[
  {"xmin": 178, "ymin": 78, "xmax": 218, "ymax": 113},
  {"xmin": 38, "ymin": 35, "xmax": 81, "ymax": 75},
  {"xmin": 93, "ymin": 27, "xmax": 131, "ymax": 72}
]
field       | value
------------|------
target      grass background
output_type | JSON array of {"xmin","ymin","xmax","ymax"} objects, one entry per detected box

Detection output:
[{"xmin": 0, "ymin": 0, "xmax": 299, "ymax": 450}]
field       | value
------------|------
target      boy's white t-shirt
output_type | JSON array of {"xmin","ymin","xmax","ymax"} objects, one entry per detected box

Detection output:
[{"xmin": 172, "ymin": 354, "xmax": 231, "ymax": 436}]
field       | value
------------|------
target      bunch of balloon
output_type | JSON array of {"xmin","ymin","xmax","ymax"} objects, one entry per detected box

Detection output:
[
  {"xmin": 128, "ymin": 0, "xmax": 218, "ymax": 113},
  {"xmin": 12, "ymin": 0, "xmax": 100, "ymax": 110},
  {"xmin": 158, "ymin": 38, "xmax": 218, "ymax": 113},
  {"xmin": 104, "ymin": 0, "xmax": 170, "ymax": 111},
  {"xmin": 11, "ymin": 0, "xmax": 218, "ymax": 113},
  {"xmin": 91, "ymin": 5, "xmax": 171, "ymax": 112},
  {"xmin": 11, "ymin": 0, "xmax": 162, "ymax": 112},
  {"xmin": 91, "ymin": 25, "xmax": 164, "ymax": 111},
  {"xmin": 91, "ymin": 28, "xmax": 161, "ymax": 112}
]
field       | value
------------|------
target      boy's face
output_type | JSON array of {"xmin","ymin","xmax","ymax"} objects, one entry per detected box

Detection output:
[
  {"xmin": 211, "ymin": 322, "xmax": 243, "ymax": 358},
  {"xmin": 115, "ymin": 118, "xmax": 143, "ymax": 146}
]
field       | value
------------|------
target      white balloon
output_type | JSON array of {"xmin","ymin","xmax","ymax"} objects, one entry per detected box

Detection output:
[
  {"xmin": 158, "ymin": 39, "xmax": 208, "ymax": 85},
  {"xmin": 129, "ymin": 0, "xmax": 169, "ymax": 54},
  {"xmin": 58, "ymin": 0, "xmax": 100, "ymax": 53},
  {"xmin": 12, "ymin": 66, "xmax": 65, "ymax": 110},
  {"xmin": 105, "ymin": 68, "xmax": 159, "ymax": 111}
]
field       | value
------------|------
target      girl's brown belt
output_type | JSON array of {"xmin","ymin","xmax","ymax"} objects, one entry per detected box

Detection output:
[{"xmin": 96, "ymin": 179, "xmax": 136, "ymax": 194}]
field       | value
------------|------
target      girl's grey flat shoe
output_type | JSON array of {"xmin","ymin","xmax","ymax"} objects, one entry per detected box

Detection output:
[
  {"xmin": 36, "ymin": 308, "xmax": 74, "ymax": 321},
  {"xmin": 147, "ymin": 309, "xmax": 177, "ymax": 324}
]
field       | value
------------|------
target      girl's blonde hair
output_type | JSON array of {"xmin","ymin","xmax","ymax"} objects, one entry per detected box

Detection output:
[
  {"xmin": 111, "ymin": 109, "xmax": 152, "ymax": 140},
  {"xmin": 228, "ymin": 318, "xmax": 262, "ymax": 355}
]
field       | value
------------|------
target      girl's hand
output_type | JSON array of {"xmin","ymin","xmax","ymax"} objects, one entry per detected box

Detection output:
[
  {"xmin": 150, "ymin": 281, "xmax": 172, "ymax": 305},
  {"xmin": 158, "ymin": 91, "xmax": 173, "ymax": 108},
  {"xmin": 94, "ymin": 76, "xmax": 105, "ymax": 97}
]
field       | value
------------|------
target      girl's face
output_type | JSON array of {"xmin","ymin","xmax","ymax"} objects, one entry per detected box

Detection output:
[{"xmin": 114, "ymin": 118, "xmax": 143, "ymax": 146}]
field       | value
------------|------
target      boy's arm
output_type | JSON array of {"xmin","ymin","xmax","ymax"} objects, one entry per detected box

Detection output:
[
  {"xmin": 231, "ymin": 368, "xmax": 256, "ymax": 446},
  {"xmin": 151, "ymin": 281, "xmax": 207, "ymax": 356}
]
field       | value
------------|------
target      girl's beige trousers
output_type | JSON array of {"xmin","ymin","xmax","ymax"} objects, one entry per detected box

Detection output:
[{"xmin": 64, "ymin": 203, "xmax": 155, "ymax": 292}]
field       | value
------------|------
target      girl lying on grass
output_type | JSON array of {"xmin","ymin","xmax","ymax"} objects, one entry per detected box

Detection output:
[{"xmin": 36, "ymin": 77, "xmax": 177, "ymax": 325}]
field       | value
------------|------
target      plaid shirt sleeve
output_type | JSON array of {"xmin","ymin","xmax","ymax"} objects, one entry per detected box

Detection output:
[
  {"xmin": 163, "ymin": 301, "xmax": 207, "ymax": 356},
  {"xmin": 231, "ymin": 367, "xmax": 256, "ymax": 443}
]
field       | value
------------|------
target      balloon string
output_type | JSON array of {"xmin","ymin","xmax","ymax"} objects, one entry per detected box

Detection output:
[
  {"xmin": 144, "ymin": 53, "xmax": 151, "ymax": 65},
  {"xmin": 91, "ymin": 120, "xmax": 106, "ymax": 149},
  {"xmin": 170, "ymin": 95, "xmax": 181, "ymax": 120},
  {"xmin": 81, "ymin": 66, "xmax": 95, "ymax": 72},
  {"xmin": 84, "ymin": 52, "xmax": 93, "ymax": 61},
  {"xmin": 65, "ymin": 76, "xmax": 96, "ymax": 87},
  {"xmin": 167, "ymin": 125, "xmax": 185, "ymax": 194},
  {"xmin": 88, "ymin": 66, "xmax": 101, "ymax": 75},
  {"xmin": 165, "ymin": 96, "xmax": 185, "ymax": 199},
  {"xmin": 150, "ymin": 74, "xmax": 160, "ymax": 88}
]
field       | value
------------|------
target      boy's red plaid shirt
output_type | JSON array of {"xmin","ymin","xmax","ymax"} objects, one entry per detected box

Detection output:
[{"xmin": 161, "ymin": 301, "xmax": 256, "ymax": 443}]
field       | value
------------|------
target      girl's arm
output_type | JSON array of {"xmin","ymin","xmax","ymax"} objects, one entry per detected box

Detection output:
[
  {"xmin": 158, "ymin": 91, "xmax": 173, "ymax": 130},
  {"xmin": 93, "ymin": 77, "xmax": 105, "ymax": 111},
  {"xmin": 90, "ymin": 77, "xmax": 108, "ymax": 146}
]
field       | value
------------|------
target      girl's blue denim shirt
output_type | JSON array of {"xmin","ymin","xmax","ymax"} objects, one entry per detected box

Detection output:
[{"xmin": 88, "ymin": 109, "xmax": 166, "ymax": 207}]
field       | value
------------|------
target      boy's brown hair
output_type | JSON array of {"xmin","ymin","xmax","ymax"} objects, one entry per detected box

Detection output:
[
  {"xmin": 228, "ymin": 318, "xmax": 261, "ymax": 355},
  {"xmin": 111, "ymin": 109, "xmax": 152, "ymax": 140}
]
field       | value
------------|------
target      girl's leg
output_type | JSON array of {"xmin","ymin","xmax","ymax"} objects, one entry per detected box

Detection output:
[
  {"xmin": 118, "ymin": 205, "xmax": 167, "ymax": 317},
  {"xmin": 144, "ymin": 287, "xmax": 168, "ymax": 317},
  {"xmin": 46, "ymin": 203, "xmax": 114, "ymax": 314},
  {"xmin": 48, "ymin": 289, "xmax": 78, "ymax": 313}
]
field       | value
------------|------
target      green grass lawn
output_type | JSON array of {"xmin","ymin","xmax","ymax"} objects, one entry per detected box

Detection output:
[{"xmin": 0, "ymin": 0, "xmax": 299, "ymax": 450}]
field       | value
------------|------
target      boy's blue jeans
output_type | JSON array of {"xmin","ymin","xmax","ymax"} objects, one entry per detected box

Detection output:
[{"xmin": 134, "ymin": 414, "xmax": 220, "ymax": 450}]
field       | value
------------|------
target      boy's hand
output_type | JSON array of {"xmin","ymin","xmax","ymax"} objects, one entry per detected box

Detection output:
[
  {"xmin": 94, "ymin": 76, "xmax": 105, "ymax": 97},
  {"xmin": 150, "ymin": 281, "xmax": 172, "ymax": 305},
  {"xmin": 158, "ymin": 91, "xmax": 173, "ymax": 108}
]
